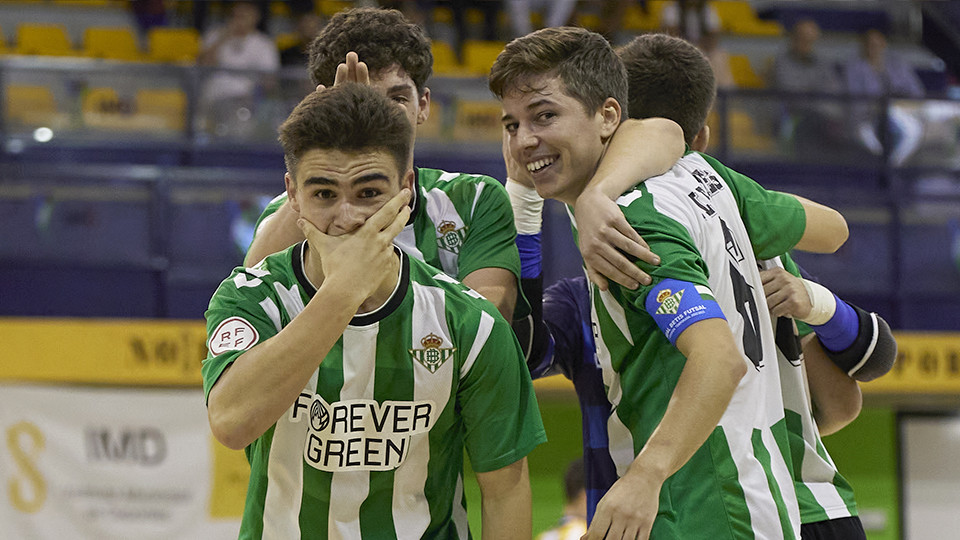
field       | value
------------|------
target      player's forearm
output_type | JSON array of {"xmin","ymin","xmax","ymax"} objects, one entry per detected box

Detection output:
[
  {"xmin": 463, "ymin": 269, "xmax": 518, "ymax": 322},
  {"xmin": 244, "ymin": 202, "xmax": 305, "ymax": 266},
  {"xmin": 477, "ymin": 459, "xmax": 532, "ymax": 540},
  {"xmin": 790, "ymin": 194, "xmax": 849, "ymax": 253},
  {"xmin": 207, "ymin": 283, "xmax": 363, "ymax": 449},
  {"xmin": 802, "ymin": 335, "xmax": 862, "ymax": 435},
  {"xmin": 628, "ymin": 321, "xmax": 746, "ymax": 483},
  {"xmin": 588, "ymin": 117, "xmax": 685, "ymax": 200}
]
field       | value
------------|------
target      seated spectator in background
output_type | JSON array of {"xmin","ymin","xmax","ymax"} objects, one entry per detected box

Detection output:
[
  {"xmin": 659, "ymin": 0, "xmax": 720, "ymax": 45},
  {"xmin": 771, "ymin": 19, "xmax": 845, "ymax": 154},
  {"xmin": 280, "ymin": 9, "xmax": 323, "ymax": 66},
  {"xmin": 130, "ymin": 0, "xmax": 167, "ymax": 36},
  {"xmin": 506, "ymin": 0, "xmax": 578, "ymax": 38},
  {"xmin": 536, "ymin": 457, "xmax": 588, "ymax": 540},
  {"xmin": 845, "ymin": 28, "xmax": 926, "ymax": 165},
  {"xmin": 198, "ymin": 1, "xmax": 280, "ymax": 134},
  {"xmin": 699, "ymin": 32, "xmax": 733, "ymax": 89}
]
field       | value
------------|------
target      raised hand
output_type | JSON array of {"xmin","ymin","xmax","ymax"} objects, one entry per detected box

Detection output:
[{"xmin": 334, "ymin": 51, "xmax": 370, "ymax": 86}]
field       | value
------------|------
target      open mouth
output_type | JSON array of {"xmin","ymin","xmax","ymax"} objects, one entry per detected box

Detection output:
[{"xmin": 526, "ymin": 156, "xmax": 557, "ymax": 174}]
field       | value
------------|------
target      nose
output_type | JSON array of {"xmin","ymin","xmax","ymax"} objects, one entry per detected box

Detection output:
[
  {"xmin": 330, "ymin": 200, "xmax": 367, "ymax": 234},
  {"xmin": 516, "ymin": 123, "xmax": 538, "ymax": 150}
]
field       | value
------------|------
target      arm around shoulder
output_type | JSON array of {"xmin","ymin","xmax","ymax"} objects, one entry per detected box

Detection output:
[
  {"xmin": 244, "ymin": 200, "xmax": 305, "ymax": 266},
  {"xmin": 791, "ymin": 194, "xmax": 849, "ymax": 253}
]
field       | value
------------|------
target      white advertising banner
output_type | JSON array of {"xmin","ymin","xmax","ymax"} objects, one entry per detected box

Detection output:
[{"xmin": 0, "ymin": 384, "xmax": 241, "ymax": 539}]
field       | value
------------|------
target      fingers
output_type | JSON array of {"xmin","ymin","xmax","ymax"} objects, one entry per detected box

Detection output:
[
  {"xmin": 315, "ymin": 84, "xmax": 326, "ymax": 93},
  {"xmin": 586, "ymin": 264, "xmax": 610, "ymax": 292},
  {"xmin": 334, "ymin": 52, "xmax": 370, "ymax": 86},
  {"xmin": 363, "ymin": 188, "xmax": 412, "ymax": 233}
]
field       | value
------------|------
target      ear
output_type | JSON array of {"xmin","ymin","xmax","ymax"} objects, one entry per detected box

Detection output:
[
  {"xmin": 598, "ymin": 97, "xmax": 622, "ymax": 139},
  {"xmin": 401, "ymin": 169, "xmax": 415, "ymax": 192},
  {"xmin": 691, "ymin": 125, "xmax": 710, "ymax": 152},
  {"xmin": 284, "ymin": 172, "xmax": 301, "ymax": 213},
  {"xmin": 416, "ymin": 87, "xmax": 431, "ymax": 126}
]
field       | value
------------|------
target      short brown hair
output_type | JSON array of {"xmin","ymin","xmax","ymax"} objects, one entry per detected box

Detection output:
[
  {"xmin": 278, "ymin": 83, "xmax": 412, "ymax": 180},
  {"xmin": 617, "ymin": 33, "xmax": 715, "ymax": 144},
  {"xmin": 307, "ymin": 7, "xmax": 432, "ymax": 94},
  {"xmin": 489, "ymin": 26, "xmax": 628, "ymax": 119}
]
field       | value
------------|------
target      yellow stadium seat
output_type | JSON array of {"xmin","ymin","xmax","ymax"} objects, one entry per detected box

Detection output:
[
  {"xmin": 431, "ymin": 40, "xmax": 472, "ymax": 77},
  {"xmin": 728, "ymin": 55, "xmax": 766, "ymax": 89},
  {"xmin": 83, "ymin": 27, "xmax": 141, "ymax": 61},
  {"xmin": 461, "ymin": 40, "xmax": 506, "ymax": 76},
  {"xmin": 5, "ymin": 84, "xmax": 59, "ymax": 126},
  {"xmin": 452, "ymin": 99, "xmax": 502, "ymax": 142},
  {"xmin": 713, "ymin": 1, "xmax": 783, "ymax": 36},
  {"xmin": 317, "ymin": 0, "xmax": 352, "ymax": 17},
  {"xmin": 729, "ymin": 109, "xmax": 775, "ymax": 151},
  {"xmin": 146, "ymin": 27, "xmax": 200, "ymax": 63},
  {"xmin": 623, "ymin": 0, "xmax": 667, "ymax": 32},
  {"xmin": 0, "ymin": 25, "xmax": 8, "ymax": 55},
  {"xmin": 135, "ymin": 88, "xmax": 187, "ymax": 131},
  {"xmin": 16, "ymin": 24, "xmax": 75, "ymax": 56}
]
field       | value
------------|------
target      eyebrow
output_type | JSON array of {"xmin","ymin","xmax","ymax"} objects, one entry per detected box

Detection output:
[
  {"xmin": 501, "ymin": 98, "xmax": 556, "ymax": 122},
  {"xmin": 302, "ymin": 173, "xmax": 392, "ymax": 186},
  {"xmin": 386, "ymin": 84, "xmax": 414, "ymax": 95}
]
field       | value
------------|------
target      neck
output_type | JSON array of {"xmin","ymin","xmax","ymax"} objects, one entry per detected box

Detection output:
[{"xmin": 304, "ymin": 244, "xmax": 401, "ymax": 314}]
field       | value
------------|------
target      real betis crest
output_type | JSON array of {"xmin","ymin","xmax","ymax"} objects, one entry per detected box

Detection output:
[
  {"xmin": 655, "ymin": 288, "xmax": 684, "ymax": 315},
  {"xmin": 409, "ymin": 333, "xmax": 457, "ymax": 373},
  {"xmin": 436, "ymin": 221, "xmax": 467, "ymax": 254}
]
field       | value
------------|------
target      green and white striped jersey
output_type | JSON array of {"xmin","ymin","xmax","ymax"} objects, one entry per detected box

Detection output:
[
  {"xmin": 203, "ymin": 243, "xmax": 546, "ymax": 539},
  {"xmin": 576, "ymin": 152, "xmax": 806, "ymax": 539},
  {"xmin": 252, "ymin": 167, "xmax": 528, "ymax": 319},
  {"xmin": 764, "ymin": 254, "xmax": 859, "ymax": 524}
]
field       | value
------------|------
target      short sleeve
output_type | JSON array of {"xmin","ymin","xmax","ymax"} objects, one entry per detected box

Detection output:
[
  {"xmin": 202, "ymin": 269, "xmax": 283, "ymax": 402},
  {"xmin": 699, "ymin": 153, "xmax": 806, "ymax": 260},
  {"xmin": 457, "ymin": 313, "xmax": 546, "ymax": 472}
]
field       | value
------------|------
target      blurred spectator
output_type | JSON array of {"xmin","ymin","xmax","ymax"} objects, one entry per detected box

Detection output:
[
  {"xmin": 771, "ymin": 19, "xmax": 845, "ymax": 154},
  {"xmin": 198, "ymin": 1, "xmax": 280, "ymax": 135},
  {"xmin": 700, "ymin": 32, "xmax": 733, "ymax": 89},
  {"xmin": 130, "ymin": 0, "xmax": 168, "ymax": 36},
  {"xmin": 845, "ymin": 28, "xmax": 926, "ymax": 165},
  {"xmin": 194, "ymin": 0, "xmax": 272, "ymax": 34},
  {"xmin": 506, "ymin": 0, "xmax": 577, "ymax": 38},
  {"xmin": 659, "ymin": 0, "xmax": 720, "ymax": 45},
  {"xmin": 536, "ymin": 458, "xmax": 587, "ymax": 540},
  {"xmin": 280, "ymin": 9, "xmax": 323, "ymax": 66}
]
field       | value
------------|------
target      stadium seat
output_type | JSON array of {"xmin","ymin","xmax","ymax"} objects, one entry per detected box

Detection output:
[
  {"xmin": 729, "ymin": 55, "xmax": 766, "ymax": 88},
  {"xmin": 623, "ymin": 0, "xmax": 666, "ymax": 32},
  {"xmin": 713, "ymin": 1, "xmax": 783, "ymax": 36},
  {"xmin": 135, "ymin": 88, "xmax": 187, "ymax": 131},
  {"xmin": 729, "ymin": 109, "xmax": 775, "ymax": 152},
  {"xmin": 4, "ymin": 84, "xmax": 59, "ymax": 126},
  {"xmin": 317, "ymin": 0, "xmax": 352, "ymax": 17},
  {"xmin": 83, "ymin": 26, "xmax": 141, "ymax": 61},
  {"xmin": 146, "ymin": 27, "xmax": 200, "ymax": 63},
  {"xmin": 452, "ymin": 99, "xmax": 501, "ymax": 142},
  {"xmin": 81, "ymin": 87, "xmax": 125, "ymax": 128},
  {"xmin": 431, "ymin": 40, "xmax": 471, "ymax": 77},
  {"xmin": 0, "ymin": 25, "xmax": 8, "ymax": 55},
  {"xmin": 15, "ymin": 24, "xmax": 75, "ymax": 56},
  {"xmin": 461, "ymin": 40, "xmax": 506, "ymax": 76}
]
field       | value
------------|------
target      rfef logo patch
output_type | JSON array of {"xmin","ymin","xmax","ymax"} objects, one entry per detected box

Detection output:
[
  {"xmin": 409, "ymin": 333, "xmax": 456, "ymax": 373},
  {"xmin": 208, "ymin": 317, "xmax": 259, "ymax": 355}
]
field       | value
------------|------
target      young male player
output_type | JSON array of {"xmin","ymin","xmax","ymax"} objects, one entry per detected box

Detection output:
[
  {"xmin": 243, "ymin": 7, "xmax": 683, "ymax": 322},
  {"xmin": 203, "ymin": 83, "xmax": 545, "ymax": 539},
  {"xmin": 491, "ymin": 26, "xmax": 841, "ymax": 539}
]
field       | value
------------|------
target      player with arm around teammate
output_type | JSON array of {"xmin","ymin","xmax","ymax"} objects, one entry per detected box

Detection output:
[{"xmin": 203, "ymin": 84, "xmax": 545, "ymax": 539}]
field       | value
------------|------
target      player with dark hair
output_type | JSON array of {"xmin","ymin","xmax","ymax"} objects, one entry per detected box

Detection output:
[{"xmin": 204, "ymin": 83, "xmax": 546, "ymax": 539}]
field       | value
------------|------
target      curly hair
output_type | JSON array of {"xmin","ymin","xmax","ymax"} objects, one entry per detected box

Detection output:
[
  {"xmin": 278, "ymin": 83, "xmax": 412, "ymax": 180},
  {"xmin": 307, "ymin": 7, "xmax": 433, "ymax": 94}
]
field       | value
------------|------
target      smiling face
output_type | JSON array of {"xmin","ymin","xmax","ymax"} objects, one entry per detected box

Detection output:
[
  {"xmin": 286, "ymin": 148, "xmax": 414, "ymax": 236},
  {"xmin": 500, "ymin": 73, "xmax": 620, "ymax": 205}
]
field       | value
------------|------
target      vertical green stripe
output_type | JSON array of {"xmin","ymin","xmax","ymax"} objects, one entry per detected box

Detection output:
[
  {"xmin": 240, "ymin": 427, "xmax": 274, "ymax": 539},
  {"xmin": 708, "ymin": 429, "xmax": 753, "ymax": 538},
  {"xmin": 300, "ymin": 339, "xmax": 346, "ymax": 537},
  {"xmin": 785, "ymin": 410, "xmax": 830, "ymax": 523},
  {"xmin": 752, "ymin": 428, "xmax": 796, "ymax": 539}
]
